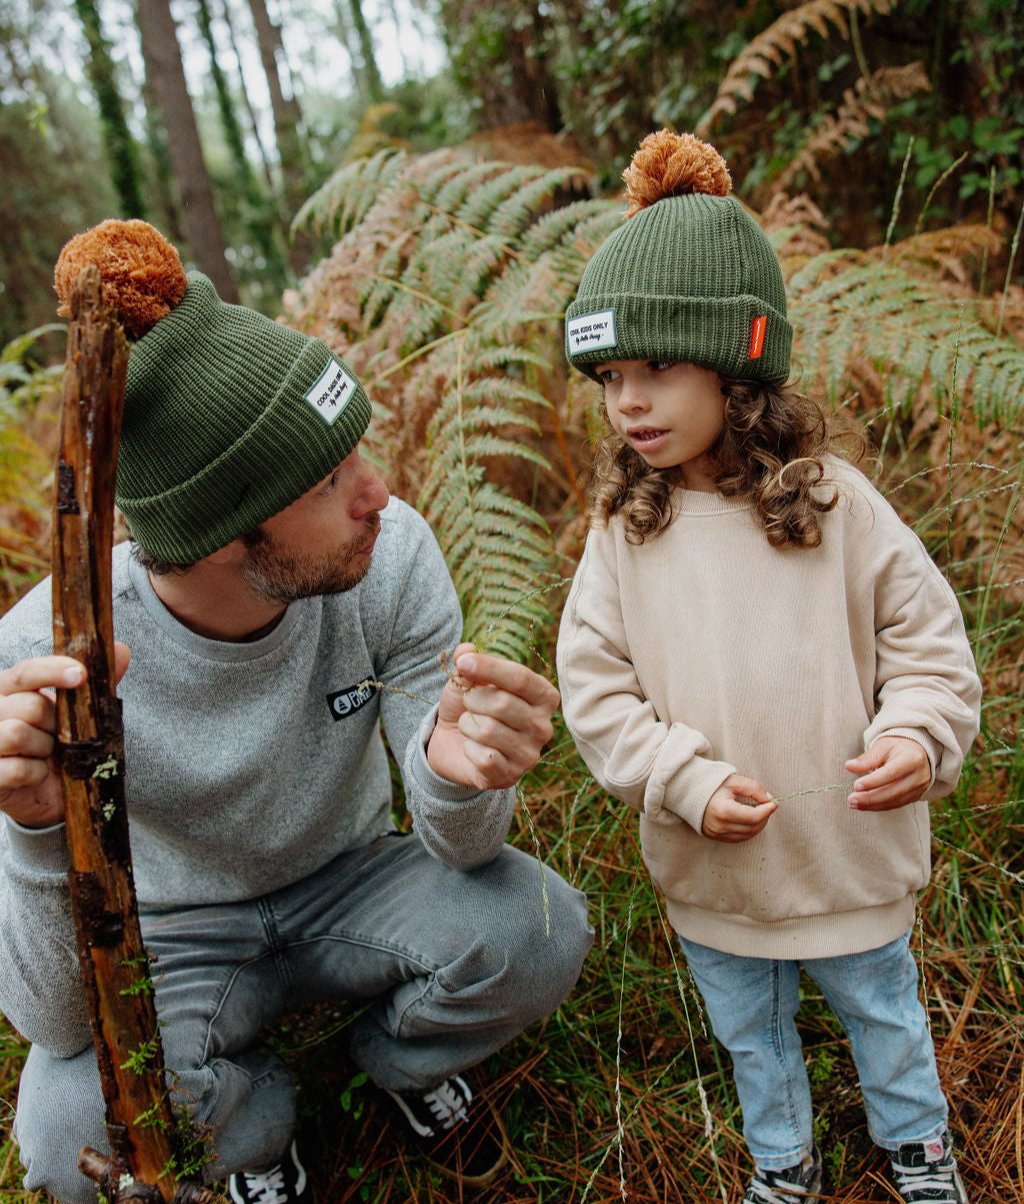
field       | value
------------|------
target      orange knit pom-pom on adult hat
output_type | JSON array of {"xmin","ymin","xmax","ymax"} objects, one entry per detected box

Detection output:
[{"xmin": 565, "ymin": 130, "xmax": 792, "ymax": 384}]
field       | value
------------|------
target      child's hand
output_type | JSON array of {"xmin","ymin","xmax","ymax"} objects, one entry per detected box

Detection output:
[
  {"xmin": 845, "ymin": 736, "xmax": 930, "ymax": 811},
  {"xmin": 701, "ymin": 774, "xmax": 777, "ymax": 842}
]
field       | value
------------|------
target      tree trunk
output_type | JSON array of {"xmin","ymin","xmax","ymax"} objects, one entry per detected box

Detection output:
[
  {"xmin": 218, "ymin": 0, "xmax": 276, "ymax": 194},
  {"xmin": 72, "ymin": 0, "xmax": 147, "ymax": 217},
  {"xmin": 347, "ymin": 0, "xmax": 385, "ymax": 102},
  {"xmin": 330, "ymin": 1, "xmax": 365, "ymax": 101},
  {"xmin": 52, "ymin": 266, "xmax": 222, "ymax": 1204},
  {"xmin": 139, "ymin": 57, "xmax": 186, "ymax": 247},
  {"xmin": 136, "ymin": 0, "xmax": 239, "ymax": 301},
  {"xmin": 246, "ymin": 0, "xmax": 308, "ymax": 229},
  {"xmin": 195, "ymin": 0, "xmax": 254, "ymax": 189},
  {"xmin": 437, "ymin": 0, "xmax": 563, "ymax": 131},
  {"xmin": 194, "ymin": 0, "xmax": 288, "ymax": 288}
]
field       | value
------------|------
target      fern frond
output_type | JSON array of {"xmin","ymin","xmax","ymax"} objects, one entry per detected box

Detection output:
[
  {"xmin": 432, "ymin": 160, "xmax": 513, "ymax": 214},
  {"xmin": 761, "ymin": 193, "xmax": 833, "ymax": 264},
  {"xmin": 420, "ymin": 456, "xmax": 556, "ymax": 659},
  {"xmin": 455, "ymin": 164, "xmax": 540, "ymax": 230},
  {"xmin": 775, "ymin": 62, "xmax": 930, "ymax": 192},
  {"xmin": 789, "ymin": 250, "xmax": 1024, "ymax": 420},
  {"xmin": 283, "ymin": 151, "xmax": 650, "ymax": 653},
  {"xmin": 486, "ymin": 168, "xmax": 588, "ymax": 240},
  {"xmin": 883, "ymin": 225, "xmax": 998, "ymax": 286},
  {"xmin": 696, "ymin": 0, "xmax": 896, "ymax": 136},
  {"xmin": 292, "ymin": 148, "xmax": 409, "ymax": 239},
  {"xmin": 518, "ymin": 198, "xmax": 619, "ymax": 261}
]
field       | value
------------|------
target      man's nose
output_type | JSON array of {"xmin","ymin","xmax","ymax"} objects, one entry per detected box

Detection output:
[{"xmin": 355, "ymin": 460, "xmax": 390, "ymax": 517}]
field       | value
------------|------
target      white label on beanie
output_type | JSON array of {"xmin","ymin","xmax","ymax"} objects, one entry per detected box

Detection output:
[
  {"xmin": 304, "ymin": 360, "xmax": 356, "ymax": 425},
  {"xmin": 567, "ymin": 309, "xmax": 616, "ymax": 354}
]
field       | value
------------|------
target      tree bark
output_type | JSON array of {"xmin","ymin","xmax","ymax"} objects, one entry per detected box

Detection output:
[
  {"xmin": 136, "ymin": 0, "xmax": 239, "ymax": 301},
  {"xmin": 52, "ymin": 267, "xmax": 223, "ymax": 1203},
  {"xmin": 347, "ymin": 0, "xmax": 385, "ymax": 102},
  {"xmin": 437, "ymin": 0, "xmax": 563, "ymax": 130},
  {"xmin": 139, "ymin": 55, "xmax": 186, "ymax": 247},
  {"xmin": 246, "ymin": 0, "xmax": 308, "ymax": 235},
  {"xmin": 195, "ymin": 0, "xmax": 254, "ymax": 189},
  {"xmin": 218, "ymin": 0, "xmax": 276, "ymax": 193},
  {"xmin": 72, "ymin": 0, "xmax": 147, "ymax": 217}
]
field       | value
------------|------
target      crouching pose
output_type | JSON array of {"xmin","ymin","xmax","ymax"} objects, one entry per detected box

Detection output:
[{"xmin": 0, "ymin": 220, "xmax": 593, "ymax": 1202}]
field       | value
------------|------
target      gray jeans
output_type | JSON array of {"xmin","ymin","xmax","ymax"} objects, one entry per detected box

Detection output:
[{"xmin": 14, "ymin": 833, "xmax": 593, "ymax": 1202}]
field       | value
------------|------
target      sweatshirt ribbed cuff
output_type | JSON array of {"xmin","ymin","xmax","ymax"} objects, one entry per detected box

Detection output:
[
  {"xmin": 647, "ymin": 747, "xmax": 736, "ymax": 833},
  {"xmin": 410, "ymin": 705, "xmax": 488, "ymax": 802},
  {"xmin": 870, "ymin": 727, "xmax": 940, "ymax": 791},
  {"xmin": 3, "ymin": 815, "xmax": 70, "ymax": 876}
]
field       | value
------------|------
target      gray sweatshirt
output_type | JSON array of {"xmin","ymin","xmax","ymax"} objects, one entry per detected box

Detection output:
[{"xmin": 0, "ymin": 497, "xmax": 516, "ymax": 1057}]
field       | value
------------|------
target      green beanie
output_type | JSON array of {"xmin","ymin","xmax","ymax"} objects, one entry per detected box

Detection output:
[
  {"xmin": 565, "ymin": 131, "xmax": 792, "ymax": 385},
  {"xmin": 55, "ymin": 221, "xmax": 371, "ymax": 564}
]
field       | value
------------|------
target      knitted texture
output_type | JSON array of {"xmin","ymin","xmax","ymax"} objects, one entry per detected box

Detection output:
[
  {"xmin": 54, "ymin": 218, "xmax": 187, "ymax": 340},
  {"xmin": 565, "ymin": 135, "xmax": 793, "ymax": 383},
  {"xmin": 118, "ymin": 273, "xmax": 371, "ymax": 562}
]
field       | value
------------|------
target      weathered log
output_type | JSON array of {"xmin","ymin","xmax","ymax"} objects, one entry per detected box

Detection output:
[{"xmin": 52, "ymin": 265, "xmax": 221, "ymax": 1203}]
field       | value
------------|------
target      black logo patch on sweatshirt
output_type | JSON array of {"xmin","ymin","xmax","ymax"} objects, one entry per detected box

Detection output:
[{"xmin": 327, "ymin": 680, "xmax": 377, "ymax": 720}]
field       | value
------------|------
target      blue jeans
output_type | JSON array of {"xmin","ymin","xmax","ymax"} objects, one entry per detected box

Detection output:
[
  {"xmin": 680, "ymin": 931, "xmax": 948, "ymax": 1172},
  {"xmin": 14, "ymin": 834, "xmax": 593, "ymax": 1203}
]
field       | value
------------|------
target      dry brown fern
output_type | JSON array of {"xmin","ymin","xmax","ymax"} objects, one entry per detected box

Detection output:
[
  {"xmin": 761, "ymin": 191, "xmax": 833, "ymax": 263},
  {"xmin": 695, "ymin": 0, "xmax": 896, "ymax": 136},
  {"xmin": 286, "ymin": 147, "xmax": 617, "ymax": 657},
  {"xmin": 879, "ymin": 224, "xmax": 1000, "ymax": 288},
  {"xmin": 774, "ymin": 62, "xmax": 931, "ymax": 193}
]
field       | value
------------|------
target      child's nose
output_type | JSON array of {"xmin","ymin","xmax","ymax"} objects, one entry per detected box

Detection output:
[{"xmin": 618, "ymin": 380, "xmax": 649, "ymax": 413}]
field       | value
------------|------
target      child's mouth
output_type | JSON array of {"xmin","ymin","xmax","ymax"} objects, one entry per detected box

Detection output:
[{"xmin": 629, "ymin": 428, "xmax": 668, "ymax": 444}]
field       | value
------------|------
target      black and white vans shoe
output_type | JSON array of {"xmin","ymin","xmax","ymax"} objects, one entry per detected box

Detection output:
[
  {"xmin": 384, "ymin": 1074, "xmax": 509, "ymax": 1187},
  {"xmin": 227, "ymin": 1139, "xmax": 310, "ymax": 1204}
]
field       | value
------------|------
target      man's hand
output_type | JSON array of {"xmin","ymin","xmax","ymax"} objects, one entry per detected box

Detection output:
[
  {"xmin": 0, "ymin": 646, "xmax": 131, "ymax": 829},
  {"xmin": 426, "ymin": 643, "xmax": 559, "ymax": 791},
  {"xmin": 701, "ymin": 774, "xmax": 777, "ymax": 842},
  {"xmin": 845, "ymin": 736, "xmax": 930, "ymax": 811}
]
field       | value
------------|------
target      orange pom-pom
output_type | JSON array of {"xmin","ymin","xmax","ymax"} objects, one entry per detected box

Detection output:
[
  {"xmin": 623, "ymin": 130, "xmax": 732, "ymax": 217},
  {"xmin": 54, "ymin": 219, "xmax": 187, "ymax": 339}
]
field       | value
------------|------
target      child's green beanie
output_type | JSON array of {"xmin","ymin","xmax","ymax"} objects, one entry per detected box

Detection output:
[
  {"xmin": 565, "ymin": 131, "xmax": 792, "ymax": 384},
  {"xmin": 55, "ymin": 220, "xmax": 371, "ymax": 565}
]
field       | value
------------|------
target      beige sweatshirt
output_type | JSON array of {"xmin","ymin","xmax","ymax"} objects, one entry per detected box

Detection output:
[{"xmin": 556, "ymin": 458, "xmax": 981, "ymax": 959}]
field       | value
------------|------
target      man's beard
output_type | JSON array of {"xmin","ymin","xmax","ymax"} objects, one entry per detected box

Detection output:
[{"xmin": 239, "ymin": 518, "xmax": 380, "ymax": 605}]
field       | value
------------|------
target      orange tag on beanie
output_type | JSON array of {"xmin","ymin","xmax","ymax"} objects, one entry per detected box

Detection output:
[{"xmin": 749, "ymin": 315, "xmax": 767, "ymax": 359}]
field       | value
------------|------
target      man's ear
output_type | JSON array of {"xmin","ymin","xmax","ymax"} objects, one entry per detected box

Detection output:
[{"xmin": 203, "ymin": 540, "xmax": 244, "ymax": 566}]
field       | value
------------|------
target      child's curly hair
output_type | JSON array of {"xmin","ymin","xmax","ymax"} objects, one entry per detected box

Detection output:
[{"xmin": 586, "ymin": 377, "xmax": 866, "ymax": 548}]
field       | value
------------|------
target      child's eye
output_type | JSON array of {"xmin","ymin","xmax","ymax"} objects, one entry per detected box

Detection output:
[
  {"xmin": 596, "ymin": 367, "xmax": 620, "ymax": 385},
  {"xmin": 647, "ymin": 361, "xmax": 673, "ymax": 373}
]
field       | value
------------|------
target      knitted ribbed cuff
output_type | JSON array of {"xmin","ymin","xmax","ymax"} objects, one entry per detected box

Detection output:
[{"xmin": 566, "ymin": 292, "xmax": 792, "ymax": 384}]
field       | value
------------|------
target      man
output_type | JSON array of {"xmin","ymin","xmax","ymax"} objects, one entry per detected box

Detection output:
[{"xmin": 0, "ymin": 220, "xmax": 593, "ymax": 1202}]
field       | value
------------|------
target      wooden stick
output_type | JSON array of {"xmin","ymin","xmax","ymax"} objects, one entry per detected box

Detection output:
[{"xmin": 52, "ymin": 265, "xmax": 221, "ymax": 1203}]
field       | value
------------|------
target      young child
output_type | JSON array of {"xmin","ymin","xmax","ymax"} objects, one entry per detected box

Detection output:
[{"xmin": 556, "ymin": 131, "xmax": 982, "ymax": 1204}]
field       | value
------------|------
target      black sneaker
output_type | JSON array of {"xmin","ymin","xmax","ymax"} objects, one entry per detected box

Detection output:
[
  {"xmin": 743, "ymin": 1145, "xmax": 823, "ymax": 1203},
  {"xmin": 227, "ymin": 1140, "xmax": 310, "ymax": 1203},
  {"xmin": 887, "ymin": 1132, "xmax": 969, "ymax": 1203},
  {"xmin": 384, "ymin": 1074, "xmax": 509, "ymax": 1187}
]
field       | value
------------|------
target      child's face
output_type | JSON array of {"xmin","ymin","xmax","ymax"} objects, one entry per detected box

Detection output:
[{"xmin": 596, "ymin": 360, "xmax": 725, "ymax": 490}]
